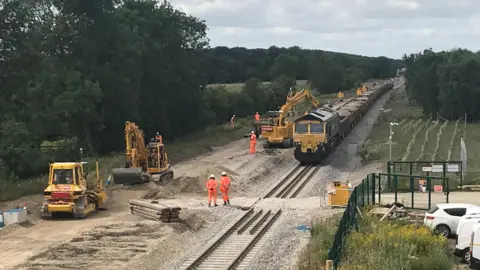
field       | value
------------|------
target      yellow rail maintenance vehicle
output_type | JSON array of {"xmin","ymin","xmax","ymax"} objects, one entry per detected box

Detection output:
[
  {"xmin": 263, "ymin": 89, "xmax": 320, "ymax": 149},
  {"xmin": 41, "ymin": 160, "xmax": 107, "ymax": 219}
]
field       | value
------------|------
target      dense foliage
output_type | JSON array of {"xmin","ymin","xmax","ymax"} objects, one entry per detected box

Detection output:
[
  {"xmin": 204, "ymin": 46, "xmax": 402, "ymax": 90},
  {"xmin": 0, "ymin": 0, "xmax": 400, "ymax": 180},
  {"xmin": 403, "ymin": 48, "xmax": 480, "ymax": 121}
]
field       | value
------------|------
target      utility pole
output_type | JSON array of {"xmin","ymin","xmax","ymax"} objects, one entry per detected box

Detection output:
[{"xmin": 389, "ymin": 122, "xmax": 399, "ymax": 163}]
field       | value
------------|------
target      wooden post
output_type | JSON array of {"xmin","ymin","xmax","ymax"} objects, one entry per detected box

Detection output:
[{"xmin": 325, "ymin": 260, "xmax": 333, "ymax": 270}]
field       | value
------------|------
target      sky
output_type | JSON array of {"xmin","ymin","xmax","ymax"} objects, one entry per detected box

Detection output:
[{"xmin": 171, "ymin": 0, "xmax": 480, "ymax": 59}]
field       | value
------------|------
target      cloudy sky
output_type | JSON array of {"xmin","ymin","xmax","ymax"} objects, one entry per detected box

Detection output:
[{"xmin": 171, "ymin": 0, "xmax": 480, "ymax": 59}]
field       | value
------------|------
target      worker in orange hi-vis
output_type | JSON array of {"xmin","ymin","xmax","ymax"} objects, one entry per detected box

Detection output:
[
  {"xmin": 249, "ymin": 131, "xmax": 257, "ymax": 154},
  {"xmin": 254, "ymin": 112, "xmax": 260, "ymax": 121},
  {"xmin": 220, "ymin": 171, "xmax": 231, "ymax": 205},
  {"xmin": 230, "ymin": 114, "xmax": 236, "ymax": 128},
  {"xmin": 206, "ymin": 174, "xmax": 218, "ymax": 207}
]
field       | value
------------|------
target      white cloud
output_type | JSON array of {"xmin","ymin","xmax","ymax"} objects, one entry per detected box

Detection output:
[{"xmin": 171, "ymin": 0, "xmax": 480, "ymax": 58}]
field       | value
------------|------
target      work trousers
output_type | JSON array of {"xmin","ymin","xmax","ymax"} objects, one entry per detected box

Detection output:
[
  {"xmin": 208, "ymin": 190, "xmax": 217, "ymax": 204},
  {"xmin": 221, "ymin": 189, "xmax": 229, "ymax": 201},
  {"xmin": 249, "ymin": 142, "xmax": 256, "ymax": 154}
]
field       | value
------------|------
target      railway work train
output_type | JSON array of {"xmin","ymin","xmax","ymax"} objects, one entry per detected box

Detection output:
[{"xmin": 292, "ymin": 81, "xmax": 394, "ymax": 164}]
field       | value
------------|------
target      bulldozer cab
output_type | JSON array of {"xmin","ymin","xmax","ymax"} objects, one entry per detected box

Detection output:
[{"xmin": 49, "ymin": 162, "xmax": 87, "ymax": 188}]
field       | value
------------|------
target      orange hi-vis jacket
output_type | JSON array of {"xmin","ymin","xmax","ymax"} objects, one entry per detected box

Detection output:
[
  {"xmin": 220, "ymin": 176, "xmax": 231, "ymax": 191},
  {"xmin": 250, "ymin": 133, "xmax": 257, "ymax": 143},
  {"xmin": 255, "ymin": 113, "xmax": 260, "ymax": 121},
  {"xmin": 206, "ymin": 179, "xmax": 217, "ymax": 191}
]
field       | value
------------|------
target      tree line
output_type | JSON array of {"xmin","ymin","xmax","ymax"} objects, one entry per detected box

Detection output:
[
  {"xmin": 0, "ymin": 0, "xmax": 400, "ymax": 180},
  {"xmin": 403, "ymin": 48, "xmax": 480, "ymax": 121}
]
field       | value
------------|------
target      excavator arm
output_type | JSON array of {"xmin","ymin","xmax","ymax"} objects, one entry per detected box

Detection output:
[
  {"xmin": 278, "ymin": 89, "xmax": 320, "ymax": 126},
  {"xmin": 112, "ymin": 121, "xmax": 150, "ymax": 185},
  {"xmin": 124, "ymin": 121, "xmax": 147, "ymax": 169}
]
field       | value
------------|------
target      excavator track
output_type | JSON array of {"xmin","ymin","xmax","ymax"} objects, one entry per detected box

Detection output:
[{"xmin": 150, "ymin": 170, "xmax": 174, "ymax": 182}]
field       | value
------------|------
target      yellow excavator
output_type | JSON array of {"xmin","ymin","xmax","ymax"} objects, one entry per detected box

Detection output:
[
  {"xmin": 263, "ymin": 89, "xmax": 320, "ymax": 148},
  {"xmin": 111, "ymin": 121, "xmax": 174, "ymax": 185},
  {"xmin": 41, "ymin": 160, "xmax": 107, "ymax": 219}
]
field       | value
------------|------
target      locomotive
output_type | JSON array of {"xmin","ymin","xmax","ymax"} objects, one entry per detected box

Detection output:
[{"xmin": 293, "ymin": 81, "xmax": 394, "ymax": 164}]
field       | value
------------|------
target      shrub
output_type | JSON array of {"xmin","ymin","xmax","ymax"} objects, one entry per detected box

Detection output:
[
  {"xmin": 340, "ymin": 215, "xmax": 453, "ymax": 270},
  {"xmin": 297, "ymin": 215, "xmax": 341, "ymax": 270}
]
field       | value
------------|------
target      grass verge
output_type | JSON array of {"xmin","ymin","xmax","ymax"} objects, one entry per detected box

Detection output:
[
  {"xmin": 297, "ymin": 212, "xmax": 455, "ymax": 270},
  {"xmin": 0, "ymin": 118, "xmax": 251, "ymax": 202}
]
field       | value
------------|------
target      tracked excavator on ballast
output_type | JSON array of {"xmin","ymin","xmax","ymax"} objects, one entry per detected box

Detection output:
[
  {"xmin": 111, "ymin": 121, "xmax": 174, "ymax": 185},
  {"xmin": 262, "ymin": 89, "xmax": 320, "ymax": 148}
]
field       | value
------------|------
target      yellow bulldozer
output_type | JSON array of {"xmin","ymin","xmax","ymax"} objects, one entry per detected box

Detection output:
[
  {"xmin": 111, "ymin": 121, "xmax": 174, "ymax": 185},
  {"xmin": 262, "ymin": 89, "xmax": 320, "ymax": 148},
  {"xmin": 41, "ymin": 160, "xmax": 107, "ymax": 219}
]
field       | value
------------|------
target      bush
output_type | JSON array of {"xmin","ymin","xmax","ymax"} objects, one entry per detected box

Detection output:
[{"xmin": 340, "ymin": 215, "xmax": 454, "ymax": 270}]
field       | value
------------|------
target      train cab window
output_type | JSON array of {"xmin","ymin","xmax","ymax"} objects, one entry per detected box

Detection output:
[
  {"xmin": 310, "ymin": 123, "xmax": 324, "ymax": 134},
  {"xmin": 295, "ymin": 123, "xmax": 308, "ymax": 134}
]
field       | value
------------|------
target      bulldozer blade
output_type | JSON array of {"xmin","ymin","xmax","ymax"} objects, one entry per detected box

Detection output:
[{"xmin": 111, "ymin": 168, "xmax": 149, "ymax": 185}]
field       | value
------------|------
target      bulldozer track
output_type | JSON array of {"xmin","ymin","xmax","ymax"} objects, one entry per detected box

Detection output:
[{"xmin": 179, "ymin": 164, "xmax": 319, "ymax": 270}]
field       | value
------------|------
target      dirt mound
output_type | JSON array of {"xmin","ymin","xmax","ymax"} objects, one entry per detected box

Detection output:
[
  {"xmin": 142, "ymin": 176, "xmax": 204, "ymax": 199},
  {"xmin": 173, "ymin": 212, "xmax": 205, "ymax": 233}
]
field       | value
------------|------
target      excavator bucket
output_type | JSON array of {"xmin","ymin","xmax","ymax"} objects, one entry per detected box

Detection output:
[{"xmin": 111, "ymin": 167, "xmax": 149, "ymax": 185}]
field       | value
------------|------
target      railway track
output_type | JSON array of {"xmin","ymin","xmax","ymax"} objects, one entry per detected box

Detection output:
[{"xmin": 178, "ymin": 164, "xmax": 319, "ymax": 270}]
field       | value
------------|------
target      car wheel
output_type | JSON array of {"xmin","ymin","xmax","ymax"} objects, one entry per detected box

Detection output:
[
  {"xmin": 435, "ymin": 224, "xmax": 451, "ymax": 238},
  {"xmin": 462, "ymin": 249, "xmax": 471, "ymax": 264}
]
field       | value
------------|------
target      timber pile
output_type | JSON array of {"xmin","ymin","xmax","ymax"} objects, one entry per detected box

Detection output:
[{"xmin": 129, "ymin": 199, "xmax": 181, "ymax": 223}]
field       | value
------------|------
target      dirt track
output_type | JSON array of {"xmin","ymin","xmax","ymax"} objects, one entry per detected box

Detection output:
[{"xmin": 0, "ymin": 78, "xmax": 403, "ymax": 270}]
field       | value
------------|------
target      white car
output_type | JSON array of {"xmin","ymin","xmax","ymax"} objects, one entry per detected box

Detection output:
[
  {"xmin": 424, "ymin": 203, "xmax": 479, "ymax": 238},
  {"xmin": 454, "ymin": 209, "xmax": 480, "ymax": 263}
]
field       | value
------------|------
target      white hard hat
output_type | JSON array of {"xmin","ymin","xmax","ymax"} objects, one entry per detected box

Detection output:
[
  {"xmin": 221, "ymin": 171, "xmax": 227, "ymax": 176},
  {"xmin": 209, "ymin": 174, "xmax": 215, "ymax": 178},
  {"xmin": 251, "ymin": 131, "xmax": 254, "ymax": 133}
]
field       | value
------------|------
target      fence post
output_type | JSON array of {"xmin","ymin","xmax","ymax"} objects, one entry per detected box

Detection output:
[
  {"xmin": 325, "ymin": 260, "xmax": 333, "ymax": 270},
  {"xmin": 387, "ymin": 161, "xmax": 391, "ymax": 190},
  {"xmin": 378, "ymin": 174, "xmax": 381, "ymax": 205},
  {"xmin": 366, "ymin": 176, "xmax": 370, "ymax": 205},
  {"xmin": 427, "ymin": 176, "xmax": 431, "ymax": 210},
  {"xmin": 362, "ymin": 181, "xmax": 365, "ymax": 206},
  {"xmin": 394, "ymin": 175, "xmax": 398, "ymax": 203},
  {"xmin": 410, "ymin": 175, "xmax": 414, "ymax": 209},
  {"xmin": 371, "ymin": 173, "xmax": 376, "ymax": 204}
]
